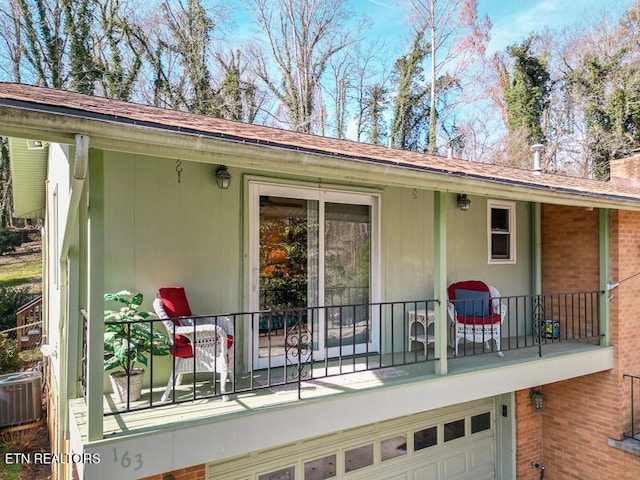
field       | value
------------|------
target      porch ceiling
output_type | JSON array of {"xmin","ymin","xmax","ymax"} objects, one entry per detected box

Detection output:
[{"xmin": 2, "ymin": 83, "xmax": 640, "ymax": 211}]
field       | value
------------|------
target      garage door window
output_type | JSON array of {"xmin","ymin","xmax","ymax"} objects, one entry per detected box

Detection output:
[
  {"xmin": 444, "ymin": 419, "xmax": 465, "ymax": 442},
  {"xmin": 471, "ymin": 412, "xmax": 491, "ymax": 433},
  {"xmin": 381, "ymin": 435, "xmax": 407, "ymax": 461},
  {"xmin": 259, "ymin": 466, "xmax": 295, "ymax": 480},
  {"xmin": 304, "ymin": 454, "xmax": 336, "ymax": 480},
  {"xmin": 344, "ymin": 444, "xmax": 374, "ymax": 473},
  {"xmin": 414, "ymin": 426, "xmax": 437, "ymax": 451}
]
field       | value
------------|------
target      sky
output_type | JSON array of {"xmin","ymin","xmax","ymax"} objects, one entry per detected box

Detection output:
[{"xmin": 356, "ymin": 0, "xmax": 635, "ymax": 55}]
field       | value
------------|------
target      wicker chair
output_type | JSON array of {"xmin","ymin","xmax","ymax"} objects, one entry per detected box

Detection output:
[
  {"xmin": 447, "ymin": 280, "xmax": 506, "ymax": 357},
  {"xmin": 153, "ymin": 286, "xmax": 234, "ymax": 401}
]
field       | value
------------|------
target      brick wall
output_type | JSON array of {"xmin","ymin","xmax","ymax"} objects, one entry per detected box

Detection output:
[
  {"xmin": 515, "ymin": 205, "xmax": 640, "ymax": 479},
  {"xmin": 540, "ymin": 205, "xmax": 599, "ymax": 293},
  {"xmin": 139, "ymin": 464, "xmax": 206, "ymax": 480},
  {"xmin": 515, "ymin": 388, "xmax": 543, "ymax": 480},
  {"xmin": 610, "ymin": 155, "xmax": 640, "ymax": 188}
]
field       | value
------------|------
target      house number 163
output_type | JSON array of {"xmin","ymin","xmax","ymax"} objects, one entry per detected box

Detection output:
[{"xmin": 113, "ymin": 447, "xmax": 143, "ymax": 471}]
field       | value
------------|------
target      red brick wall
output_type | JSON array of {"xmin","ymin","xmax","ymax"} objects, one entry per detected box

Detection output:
[
  {"xmin": 515, "ymin": 389, "xmax": 543, "ymax": 480},
  {"xmin": 540, "ymin": 205, "xmax": 599, "ymax": 293},
  {"xmin": 514, "ymin": 205, "xmax": 640, "ymax": 479},
  {"xmin": 139, "ymin": 464, "xmax": 206, "ymax": 480}
]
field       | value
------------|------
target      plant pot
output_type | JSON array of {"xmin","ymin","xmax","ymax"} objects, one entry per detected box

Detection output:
[{"xmin": 109, "ymin": 368, "xmax": 145, "ymax": 403}]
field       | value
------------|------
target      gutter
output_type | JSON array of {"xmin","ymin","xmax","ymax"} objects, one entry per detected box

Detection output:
[{"xmin": 0, "ymin": 98, "xmax": 639, "ymax": 208}]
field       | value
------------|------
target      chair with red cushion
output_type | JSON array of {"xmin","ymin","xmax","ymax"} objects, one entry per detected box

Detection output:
[
  {"xmin": 153, "ymin": 286, "xmax": 234, "ymax": 401},
  {"xmin": 446, "ymin": 280, "xmax": 506, "ymax": 357}
]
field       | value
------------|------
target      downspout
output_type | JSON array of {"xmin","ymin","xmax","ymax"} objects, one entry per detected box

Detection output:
[{"xmin": 58, "ymin": 134, "xmax": 88, "ymax": 461}]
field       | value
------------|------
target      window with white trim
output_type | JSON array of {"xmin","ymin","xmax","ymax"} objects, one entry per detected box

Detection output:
[{"xmin": 488, "ymin": 200, "xmax": 516, "ymax": 264}]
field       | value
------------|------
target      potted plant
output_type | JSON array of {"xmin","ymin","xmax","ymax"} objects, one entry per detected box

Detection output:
[{"xmin": 104, "ymin": 290, "xmax": 169, "ymax": 403}]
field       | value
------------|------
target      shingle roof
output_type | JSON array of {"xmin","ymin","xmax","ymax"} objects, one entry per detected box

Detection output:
[{"xmin": 1, "ymin": 82, "xmax": 640, "ymax": 203}]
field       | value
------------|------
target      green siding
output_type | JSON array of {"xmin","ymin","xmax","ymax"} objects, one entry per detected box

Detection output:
[
  {"xmin": 100, "ymin": 153, "xmax": 533, "ymax": 385},
  {"xmin": 103, "ymin": 156, "xmax": 532, "ymax": 307},
  {"xmin": 8, "ymin": 137, "xmax": 48, "ymax": 218}
]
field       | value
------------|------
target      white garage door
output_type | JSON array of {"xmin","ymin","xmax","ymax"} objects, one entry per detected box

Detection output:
[{"xmin": 207, "ymin": 398, "xmax": 496, "ymax": 480}]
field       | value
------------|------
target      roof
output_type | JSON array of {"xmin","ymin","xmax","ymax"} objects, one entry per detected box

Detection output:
[{"xmin": 1, "ymin": 82, "xmax": 640, "ymax": 208}]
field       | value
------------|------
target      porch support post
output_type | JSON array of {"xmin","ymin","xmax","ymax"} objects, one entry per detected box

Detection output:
[
  {"xmin": 599, "ymin": 208, "xmax": 610, "ymax": 346},
  {"xmin": 86, "ymin": 149, "xmax": 104, "ymax": 441},
  {"xmin": 532, "ymin": 203, "xmax": 542, "ymax": 295},
  {"xmin": 61, "ymin": 134, "xmax": 88, "ymax": 445},
  {"xmin": 433, "ymin": 191, "xmax": 448, "ymax": 375}
]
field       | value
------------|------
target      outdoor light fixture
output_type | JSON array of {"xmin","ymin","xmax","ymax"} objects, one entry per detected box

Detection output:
[
  {"xmin": 457, "ymin": 194, "xmax": 471, "ymax": 211},
  {"xmin": 215, "ymin": 165, "xmax": 232, "ymax": 189},
  {"xmin": 530, "ymin": 388, "xmax": 545, "ymax": 411}
]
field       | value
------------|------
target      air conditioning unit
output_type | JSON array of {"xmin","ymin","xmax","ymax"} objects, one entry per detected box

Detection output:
[{"xmin": 0, "ymin": 371, "xmax": 42, "ymax": 428}]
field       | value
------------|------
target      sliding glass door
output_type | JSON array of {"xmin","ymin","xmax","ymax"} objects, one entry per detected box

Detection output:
[{"xmin": 250, "ymin": 183, "xmax": 379, "ymax": 368}]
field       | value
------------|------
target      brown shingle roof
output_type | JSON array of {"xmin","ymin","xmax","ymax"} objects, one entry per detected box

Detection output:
[{"xmin": 1, "ymin": 82, "xmax": 640, "ymax": 203}]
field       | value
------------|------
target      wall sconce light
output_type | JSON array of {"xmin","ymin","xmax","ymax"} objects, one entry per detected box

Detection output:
[
  {"xmin": 215, "ymin": 165, "xmax": 231, "ymax": 189},
  {"xmin": 530, "ymin": 388, "xmax": 545, "ymax": 411},
  {"xmin": 457, "ymin": 194, "xmax": 471, "ymax": 211}
]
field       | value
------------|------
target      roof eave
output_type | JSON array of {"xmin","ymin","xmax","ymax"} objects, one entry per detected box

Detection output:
[{"xmin": 0, "ymin": 102, "xmax": 638, "ymax": 211}]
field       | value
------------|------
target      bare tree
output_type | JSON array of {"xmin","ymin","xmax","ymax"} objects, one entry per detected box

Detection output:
[
  {"xmin": 0, "ymin": 0, "xmax": 22, "ymax": 82},
  {"xmin": 17, "ymin": 0, "xmax": 67, "ymax": 87},
  {"xmin": 351, "ymin": 40, "xmax": 389, "ymax": 143},
  {"xmin": 212, "ymin": 49, "xmax": 265, "ymax": 123},
  {"xmin": 248, "ymin": 0, "xmax": 357, "ymax": 133},
  {"xmin": 92, "ymin": 0, "xmax": 146, "ymax": 101},
  {"xmin": 401, "ymin": 0, "xmax": 490, "ymax": 153}
]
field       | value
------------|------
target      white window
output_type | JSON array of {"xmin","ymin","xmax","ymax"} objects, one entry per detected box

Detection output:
[{"xmin": 487, "ymin": 200, "xmax": 515, "ymax": 264}]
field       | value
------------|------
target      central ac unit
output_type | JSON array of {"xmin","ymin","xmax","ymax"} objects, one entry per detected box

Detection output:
[{"xmin": 0, "ymin": 371, "xmax": 42, "ymax": 428}]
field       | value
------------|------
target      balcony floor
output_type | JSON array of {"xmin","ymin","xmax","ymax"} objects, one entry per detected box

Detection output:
[{"xmin": 71, "ymin": 339, "xmax": 604, "ymax": 442}]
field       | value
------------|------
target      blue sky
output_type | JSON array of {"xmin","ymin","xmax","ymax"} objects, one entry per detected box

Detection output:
[
  {"xmin": 355, "ymin": 0, "xmax": 634, "ymax": 55},
  {"xmin": 231, "ymin": 1, "xmax": 634, "ymax": 57}
]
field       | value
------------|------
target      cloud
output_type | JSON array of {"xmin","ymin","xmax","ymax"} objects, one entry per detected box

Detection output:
[
  {"xmin": 366, "ymin": 0, "xmax": 393, "ymax": 6},
  {"xmin": 487, "ymin": 0, "xmax": 575, "ymax": 53}
]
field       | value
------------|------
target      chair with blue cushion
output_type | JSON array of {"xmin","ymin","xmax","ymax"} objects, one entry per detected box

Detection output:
[{"xmin": 446, "ymin": 280, "xmax": 506, "ymax": 357}]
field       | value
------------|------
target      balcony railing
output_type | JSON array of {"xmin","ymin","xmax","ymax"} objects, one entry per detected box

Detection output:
[
  {"xmin": 89, "ymin": 290, "xmax": 603, "ymax": 414},
  {"xmin": 624, "ymin": 374, "xmax": 640, "ymax": 441},
  {"xmin": 453, "ymin": 291, "xmax": 602, "ymax": 358}
]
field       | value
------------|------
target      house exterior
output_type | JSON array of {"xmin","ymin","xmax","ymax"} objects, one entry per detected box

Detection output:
[{"xmin": 2, "ymin": 82, "xmax": 640, "ymax": 480}]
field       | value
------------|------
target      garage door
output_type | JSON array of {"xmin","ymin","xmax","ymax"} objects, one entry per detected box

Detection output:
[{"xmin": 207, "ymin": 398, "xmax": 496, "ymax": 480}]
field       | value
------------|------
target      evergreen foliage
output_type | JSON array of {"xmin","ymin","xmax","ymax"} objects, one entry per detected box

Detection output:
[{"xmin": 0, "ymin": 286, "xmax": 31, "ymax": 332}]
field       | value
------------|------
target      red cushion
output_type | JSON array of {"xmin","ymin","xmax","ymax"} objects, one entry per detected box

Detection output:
[
  {"xmin": 170, "ymin": 334, "xmax": 193, "ymax": 358},
  {"xmin": 447, "ymin": 280, "xmax": 490, "ymax": 301},
  {"xmin": 158, "ymin": 286, "xmax": 192, "ymax": 318},
  {"xmin": 456, "ymin": 313, "xmax": 502, "ymax": 325}
]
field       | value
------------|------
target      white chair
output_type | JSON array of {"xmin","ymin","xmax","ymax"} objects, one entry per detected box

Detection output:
[
  {"xmin": 153, "ymin": 286, "xmax": 234, "ymax": 401},
  {"xmin": 446, "ymin": 281, "xmax": 506, "ymax": 357}
]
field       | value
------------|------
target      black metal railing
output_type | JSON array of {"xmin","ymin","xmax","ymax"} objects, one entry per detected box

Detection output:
[
  {"xmin": 624, "ymin": 374, "xmax": 640, "ymax": 441},
  {"xmin": 100, "ymin": 298, "xmax": 438, "ymax": 414},
  {"xmin": 81, "ymin": 310, "xmax": 88, "ymax": 397},
  {"xmin": 448, "ymin": 291, "xmax": 602, "ymax": 358},
  {"xmin": 94, "ymin": 290, "xmax": 603, "ymax": 414}
]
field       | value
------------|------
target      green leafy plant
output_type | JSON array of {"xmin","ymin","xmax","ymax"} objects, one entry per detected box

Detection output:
[
  {"xmin": 103, "ymin": 291, "xmax": 169, "ymax": 377},
  {"xmin": 0, "ymin": 228, "xmax": 22, "ymax": 255},
  {"xmin": 0, "ymin": 333, "xmax": 21, "ymax": 374},
  {"xmin": 0, "ymin": 286, "xmax": 32, "ymax": 331}
]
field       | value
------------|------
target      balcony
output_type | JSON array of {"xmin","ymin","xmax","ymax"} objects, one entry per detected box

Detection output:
[{"xmin": 76, "ymin": 291, "xmax": 607, "ymax": 439}]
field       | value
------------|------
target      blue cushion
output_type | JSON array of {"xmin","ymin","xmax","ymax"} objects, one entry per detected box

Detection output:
[{"xmin": 454, "ymin": 289, "xmax": 490, "ymax": 317}]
